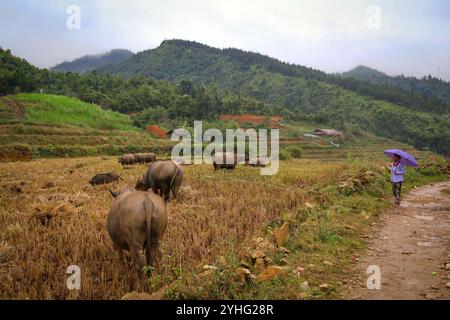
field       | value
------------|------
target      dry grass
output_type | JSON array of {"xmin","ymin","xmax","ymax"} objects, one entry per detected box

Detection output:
[
  {"xmin": 0, "ymin": 241, "xmax": 15, "ymax": 265},
  {"xmin": 32, "ymin": 202, "xmax": 78, "ymax": 226},
  {"xmin": 0, "ymin": 156, "xmax": 442, "ymax": 299}
]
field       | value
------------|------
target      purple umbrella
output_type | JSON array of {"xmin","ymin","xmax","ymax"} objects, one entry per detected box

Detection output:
[{"xmin": 384, "ymin": 149, "xmax": 418, "ymax": 167}]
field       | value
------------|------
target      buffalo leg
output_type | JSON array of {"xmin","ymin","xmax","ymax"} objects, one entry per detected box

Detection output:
[
  {"xmin": 171, "ymin": 184, "xmax": 179, "ymax": 199},
  {"xmin": 146, "ymin": 238, "xmax": 160, "ymax": 272},
  {"xmin": 162, "ymin": 184, "xmax": 170, "ymax": 202},
  {"xmin": 130, "ymin": 246, "xmax": 146, "ymax": 290},
  {"xmin": 113, "ymin": 244, "xmax": 126, "ymax": 263}
]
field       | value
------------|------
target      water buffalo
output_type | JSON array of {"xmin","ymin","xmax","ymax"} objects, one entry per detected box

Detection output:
[
  {"xmin": 133, "ymin": 153, "xmax": 156, "ymax": 164},
  {"xmin": 136, "ymin": 160, "xmax": 183, "ymax": 202},
  {"xmin": 134, "ymin": 153, "xmax": 145, "ymax": 164},
  {"xmin": 108, "ymin": 187, "xmax": 167, "ymax": 288},
  {"xmin": 118, "ymin": 154, "xmax": 136, "ymax": 165},
  {"xmin": 245, "ymin": 157, "xmax": 268, "ymax": 167},
  {"xmin": 142, "ymin": 152, "xmax": 156, "ymax": 163},
  {"xmin": 89, "ymin": 173, "xmax": 122, "ymax": 185},
  {"xmin": 212, "ymin": 151, "xmax": 242, "ymax": 170}
]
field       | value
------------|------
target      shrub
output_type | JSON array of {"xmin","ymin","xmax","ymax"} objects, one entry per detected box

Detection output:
[
  {"xmin": 286, "ymin": 146, "xmax": 302, "ymax": 159},
  {"xmin": 279, "ymin": 149, "xmax": 291, "ymax": 160}
]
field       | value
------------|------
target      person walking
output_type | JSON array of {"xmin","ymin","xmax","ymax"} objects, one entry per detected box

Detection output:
[{"xmin": 390, "ymin": 154, "xmax": 405, "ymax": 206}]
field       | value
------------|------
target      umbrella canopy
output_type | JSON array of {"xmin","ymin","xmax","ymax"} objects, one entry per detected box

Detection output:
[{"xmin": 384, "ymin": 149, "xmax": 418, "ymax": 167}]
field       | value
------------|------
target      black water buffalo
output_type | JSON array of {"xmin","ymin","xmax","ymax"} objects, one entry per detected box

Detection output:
[{"xmin": 89, "ymin": 173, "xmax": 122, "ymax": 185}]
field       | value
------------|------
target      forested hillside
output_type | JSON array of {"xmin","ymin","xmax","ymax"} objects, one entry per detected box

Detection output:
[
  {"xmin": 100, "ymin": 40, "xmax": 450, "ymax": 114},
  {"xmin": 51, "ymin": 49, "xmax": 134, "ymax": 73},
  {"xmin": 341, "ymin": 65, "xmax": 450, "ymax": 107},
  {"xmin": 0, "ymin": 47, "xmax": 282, "ymax": 124}
]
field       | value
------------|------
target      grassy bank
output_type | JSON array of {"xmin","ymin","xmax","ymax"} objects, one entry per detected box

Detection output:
[
  {"xmin": 18, "ymin": 93, "xmax": 137, "ymax": 131},
  {"xmin": 0, "ymin": 94, "xmax": 174, "ymax": 161}
]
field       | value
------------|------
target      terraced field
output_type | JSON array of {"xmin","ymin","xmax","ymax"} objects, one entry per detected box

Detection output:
[
  {"xmin": 0, "ymin": 95, "xmax": 173, "ymax": 161},
  {"xmin": 0, "ymin": 122, "xmax": 174, "ymax": 160},
  {"xmin": 280, "ymin": 136, "xmax": 432, "ymax": 163}
]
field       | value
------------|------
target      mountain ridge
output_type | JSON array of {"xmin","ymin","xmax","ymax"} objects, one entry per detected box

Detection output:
[
  {"xmin": 341, "ymin": 65, "xmax": 450, "ymax": 105},
  {"xmin": 98, "ymin": 39, "xmax": 450, "ymax": 114},
  {"xmin": 51, "ymin": 49, "xmax": 134, "ymax": 73}
]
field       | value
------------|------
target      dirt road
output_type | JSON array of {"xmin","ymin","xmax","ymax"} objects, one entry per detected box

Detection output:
[{"xmin": 343, "ymin": 181, "xmax": 450, "ymax": 300}]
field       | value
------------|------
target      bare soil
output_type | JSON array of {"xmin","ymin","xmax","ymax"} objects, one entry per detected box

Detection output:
[{"xmin": 343, "ymin": 181, "xmax": 450, "ymax": 300}]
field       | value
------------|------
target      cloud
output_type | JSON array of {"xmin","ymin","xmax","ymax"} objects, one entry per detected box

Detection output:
[{"xmin": 0, "ymin": 0, "xmax": 449, "ymax": 80}]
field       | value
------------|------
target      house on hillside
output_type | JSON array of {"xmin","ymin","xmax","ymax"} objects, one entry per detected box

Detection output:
[{"xmin": 312, "ymin": 129, "xmax": 344, "ymax": 139}]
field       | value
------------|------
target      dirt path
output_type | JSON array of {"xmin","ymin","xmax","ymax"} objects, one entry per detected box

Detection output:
[{"xmin": 343, "ymin": 181, "xmax": 450, "ymax": 300}]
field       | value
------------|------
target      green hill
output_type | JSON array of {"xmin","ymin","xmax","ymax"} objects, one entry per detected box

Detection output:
[
  {"xmin": 98, "ymin": 40, "xmax": 450, "ymax": 156},
  {"xmin": 341, "ymin": 65, "xmax": 389, "ymax": 82},
  {"xmin": 0, "ymin": 93, "xmax": 172, "ymax": 161},
  {"xmin": 7, "ymin": 93, "xmax": 137, "ymax": 130},
  {"xmin": 99, "ymin": 40, "xmax": 449, "ymax": 113},
  {"xmin": 51, "ymin": 49, "xmax": 134, "ymax": 73}
]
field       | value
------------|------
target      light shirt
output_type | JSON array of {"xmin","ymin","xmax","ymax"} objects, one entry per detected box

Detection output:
[{"xmin": 390, "ymin": 162, "xmax": 405, "ymax": 183}]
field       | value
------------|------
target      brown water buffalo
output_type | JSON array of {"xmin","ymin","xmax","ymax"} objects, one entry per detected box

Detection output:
[
  {"xmin": 89, "ymin": 173, "xmax": 122, "ymax": 185},
  {"xmin": 135, "ymin": 160, "xmax": 183, "ymax": 202},
  {"xmin": 212, "ymin": 151, "xmax": 241, "ymax": 170},
  {"xmin": 133, "ymin": 153, "xmax": 156, "ymax": 164},
  {"xmin": 118, "ymin": 154, "xmax": 136, "ymax": 165},
  {"xmin": 142, "ymin": 152, "xmax": 156, "ymax": 163},
  {"xmin": 133, "ymin": 153, "xmax": 145, "ymax": 164},
  {"xmin": 108, "ymin": 187, "xmax": 167, "ymax": 288}
]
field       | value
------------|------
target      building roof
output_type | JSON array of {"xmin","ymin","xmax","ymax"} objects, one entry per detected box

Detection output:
[{"xmin": 313, "ymin": 129, "xmax": 344, "ymax": 136}]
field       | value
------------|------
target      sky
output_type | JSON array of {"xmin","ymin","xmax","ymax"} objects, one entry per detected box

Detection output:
[{"xmin": 1, "ymin": 0, "xmax": 449, "ymax": 80}]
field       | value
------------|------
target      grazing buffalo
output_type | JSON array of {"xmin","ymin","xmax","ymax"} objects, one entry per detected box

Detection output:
[
  {"xmin": 212, "ymin": 152, "xmax": 242, "ymax": 170},
  {"xmin": 245, "ymin": 157, "xmax": 268, "ymax": 167},
  {"xmin": 128, "ymin": 153, "xmax": 157, "ymax": 164},
  {"xmin": 142, "ymin": 152, "xmax": 156, "ymax": 163},
  {"xmin": 134, "ymin": 152, "xmax": 156, "ymax": 164},
  {"xmin": 118, "ymin": 154, "xmax": 136, "ymax": 165},
  {"xmin": 108, "ymin": 187, "xmax": 167, "ymax": 288},
  {"xmin": 134, "ymin": 153, "xmax": 146, "ymax": 164},
  {"xmin": 89, "ymin": 173, "xmax": 122, "ymax": 185},
  {"xmin": 136, "ymin": 160, "xmax": 183, "ymax": 202}
]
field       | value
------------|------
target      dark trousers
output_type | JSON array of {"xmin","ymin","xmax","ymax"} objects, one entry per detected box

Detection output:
[{"xmin": 392, "ymin": 182, "xmax": 402, "ymax": 205}]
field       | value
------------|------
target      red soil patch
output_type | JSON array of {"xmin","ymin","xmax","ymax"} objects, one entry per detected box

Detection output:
[
  {"xmin": 219, "ymin": 114, "xmax": 283, "ymax": 128},
  {"xmin": 146, "ymin": 124, "xmax": 167, "ymax": 138}
]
